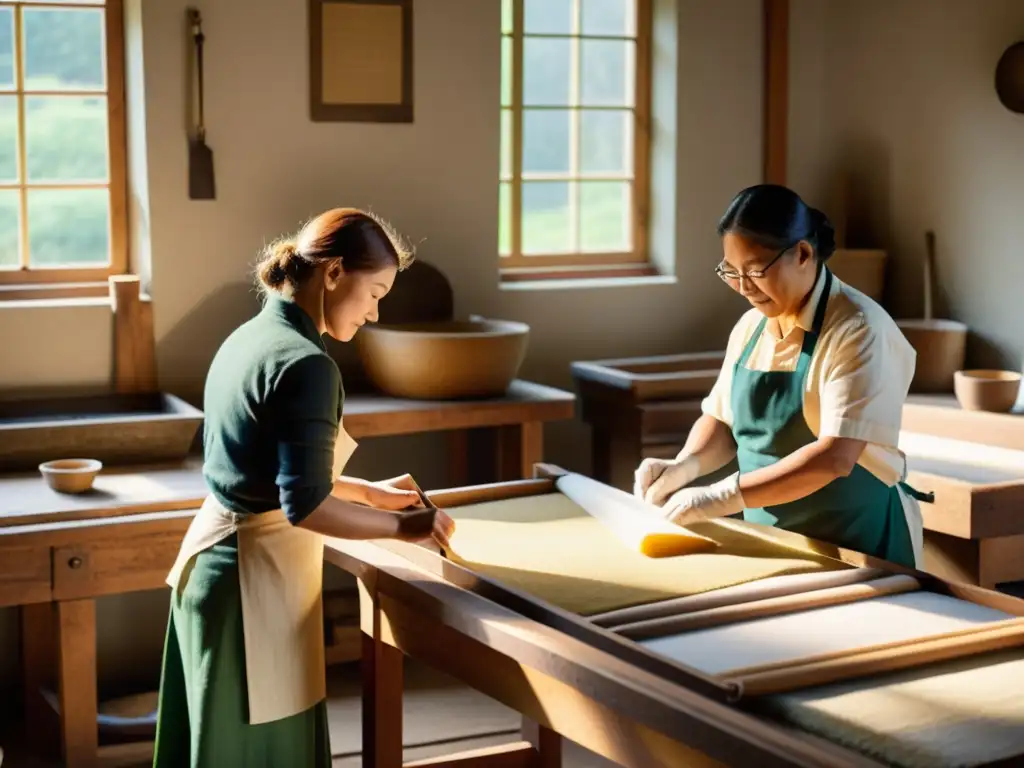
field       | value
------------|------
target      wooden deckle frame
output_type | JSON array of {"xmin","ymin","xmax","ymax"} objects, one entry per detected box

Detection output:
[
  {"xmin": 326, "ymin": 463, "xmax": 1024, "ymax": 767},
  {"xmin": 390, "ymin": 468, "xmax": 1024, "ymax": 704}
]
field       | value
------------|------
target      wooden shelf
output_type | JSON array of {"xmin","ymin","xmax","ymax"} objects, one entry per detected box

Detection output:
[
  {"xmin": 324, "ymin": 587, "xmax": 362, "ymax": 666},
  {"xmin": 326, "ymin": 623, "xmax": 362, "ymax": 666}
]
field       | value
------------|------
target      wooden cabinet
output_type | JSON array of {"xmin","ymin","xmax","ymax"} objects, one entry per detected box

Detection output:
[
  {"xmin": 0, "ymin": 545, "xmax": 50, "ymax": 605},
  {"xmin": 571, "ymin": 352, "xmax": 723, "ymax": 490},
  {"xmin": 52, "ymin": 533, "xmax": 182, "ymax": 601}
]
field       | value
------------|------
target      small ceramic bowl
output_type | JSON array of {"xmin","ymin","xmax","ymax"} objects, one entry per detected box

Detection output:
[
  {"xmin": 38, "ymin": 458, "xmax": 103, "ymax": 494},
  {"xmin": 953, "ymin": 370, "xmax": 1022, "ymax": 413}
]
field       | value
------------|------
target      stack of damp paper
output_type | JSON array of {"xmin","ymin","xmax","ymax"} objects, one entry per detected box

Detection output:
[{"xmin": 441, "ymin": 473, "xmax": 848, "ymax": 616}]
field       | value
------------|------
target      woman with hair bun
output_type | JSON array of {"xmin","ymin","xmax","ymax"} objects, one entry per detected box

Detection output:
[
  {"xmin": 634, "ymin": 184, "xmax": 927, "ymax": 569},
  {"xmin": 154, "ymin": 208, "xmax": 454, "ymax": 766}
]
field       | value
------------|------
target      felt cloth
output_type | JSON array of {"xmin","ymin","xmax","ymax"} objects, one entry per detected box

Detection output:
[
  {"xmin": 761, "ymin": 648, "xmax": 1024, "ymax": 768},
  {"xmin": 639, "ymin": 591, "xmax": 1011, "ymax": 675},
  {"xmin": 444, "ymin": 492, "xmax": 847, "ymax": 615}
]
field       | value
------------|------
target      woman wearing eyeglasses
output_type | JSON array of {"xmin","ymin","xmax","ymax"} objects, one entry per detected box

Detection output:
[{"xmin": 634, "ymin": 184, "xmax": 927, "ymax": 569}]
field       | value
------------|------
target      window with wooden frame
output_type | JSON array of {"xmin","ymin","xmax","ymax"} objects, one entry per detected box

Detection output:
[
  {"xmin": 0, "ymin": 0, "xmax": 126, "ymax": 293},
  {"xmin": 499, "ymin": 0, "xmax": 651, "ymax": 280}
]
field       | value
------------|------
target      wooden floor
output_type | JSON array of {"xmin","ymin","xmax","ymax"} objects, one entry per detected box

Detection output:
[{"xmin": 1, "ymin": 661, "xmax": 619, "ymax": 767}]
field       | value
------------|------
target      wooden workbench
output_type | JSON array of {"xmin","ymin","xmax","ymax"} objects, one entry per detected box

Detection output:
[
  {"xmin": 323, "ymin": 466, "xmax": 1024, "ymax": 768},
  {"xmin": 901, "ymin": 394, "xmax": 1024, "ymax": 590},
  {"xmin": 570, "ymin": 352, "xmax": 723, "ymax": 490},
  {"xmin": 344, "ymin": 379, "xmax": 575, "ymax": 483},
  {"xmin": 573, "ymin": 351, "xmax": 1024, "ymax": 593},
  {"xmin": 325, "ymin": 466, "xmax": 1024, "ymax": 768},
  {"xmin": 2, "ymin": 379, "xmax": 574, "ymax": 768}
]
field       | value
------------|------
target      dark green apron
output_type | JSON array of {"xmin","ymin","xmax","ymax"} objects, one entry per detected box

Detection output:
[{"xmin": 730, "ymin": 268, "xmax": 926, "ymax": 569}]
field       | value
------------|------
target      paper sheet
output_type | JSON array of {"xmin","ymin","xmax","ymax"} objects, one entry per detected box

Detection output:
[
  {"xmin": 592, "ymin": 568, "xmax": 887, "ymax": 627},
  {"xmin": 555, "ymin": 472, "xmax": 717, "ymax": 557},
  {"xmin": 443, "ymin": 492, "xmax": 846, "ymax": 615},
  {"xmin": 640, "ymin": 591, "xmax": 1011, "ymax": 675}
]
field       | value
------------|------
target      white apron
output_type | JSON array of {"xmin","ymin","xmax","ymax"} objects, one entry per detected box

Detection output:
[{"xmin": 167, "ymin": 425, "xmax": 359, "ymax": 725}]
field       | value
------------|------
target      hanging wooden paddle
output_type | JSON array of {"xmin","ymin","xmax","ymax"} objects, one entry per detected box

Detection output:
[{"xmin": 187, "ymin": 8, "xmax": 215, "ymax": 200}]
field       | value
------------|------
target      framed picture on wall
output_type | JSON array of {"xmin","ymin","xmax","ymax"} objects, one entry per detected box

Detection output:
[{"xmin": 309, "ymin": 0, "xmax": 414, "ymax": 122}]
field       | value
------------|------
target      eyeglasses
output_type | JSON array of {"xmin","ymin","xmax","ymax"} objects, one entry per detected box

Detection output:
[{"xmin": 715, "ymin": 244, "xmax": 793, "ymax": 285}]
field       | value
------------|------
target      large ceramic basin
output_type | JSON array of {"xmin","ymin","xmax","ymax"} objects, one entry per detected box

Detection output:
[{"xmin": 355, "ymin": 318, "xmax": 530, "ymax": 400}]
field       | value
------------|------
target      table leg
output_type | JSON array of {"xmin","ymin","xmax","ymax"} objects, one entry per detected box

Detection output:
[
  {"xmin": 979, "ymin": 535, "xmax": 1024, "ymax": 590},
  {"xmin": 362, "ymin": 601, "xmax": 404, "ymax": 768},
  {"xmin": 496, "ymin": 422, "xmax": 543, "ymax": 481},
  {"xmin": 447, "ymin": 429, "xmax": 471, "ymax": 487},
  {"xmin": 522, "ymin": 717, "xmax": 562, "ymax": 767},
  {"xmin": 590, "ymin": 424, "xmax": 642, "ymax": 491},
  {"xmin": 21, "ymin": 602, "xmax": 57, "ymax": 758},
  {"xmin": 57, "ymin": 598, "xmax": 98, "ymax": 768}
]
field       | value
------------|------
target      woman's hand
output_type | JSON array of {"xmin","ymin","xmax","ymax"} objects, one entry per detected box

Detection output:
[
  {"xmin": 372, "ymin": 473, "xmax": 457, "ymax": 550},
  {"xmin": 634, "ymin": 455, "xmax": 701, "ymax": 506},
  {"xmin": 334, "ymin": 473, "xmax": 422, "ymax": 511},
  {"xmin": 662, "ymin": 472, "xmax": 745, "ymax": 526},
  {"xmin": 363, "ymin": 474, "xmax": 423, "ymax": 511},
  {"xmin": 433, "ymin": 508, "xmax": 456, "ymax": 549},
  {"xmin": 391, "ymin": 503, "xmax": 456, "ymax": 549},
  {"xmin": 634, "ymin": 415, "xmax": 738, "ymax": 506}
]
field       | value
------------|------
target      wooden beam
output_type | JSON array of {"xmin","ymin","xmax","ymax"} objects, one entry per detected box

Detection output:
[
  {"xmin": 614, "ymin": 575, "xmax": 921, "ymax": 640},
  {"xmin": 723, "ymin": 616, "xmax": 1024, "ymax": 697},
  {"xmin": 496, "ymin": 421, "xmax": 544, "ymax": 481},
  {"xmin": 109, "ymin": 275, "xmax": 158, "ymax": 394},
  {"xmin": 763, "ymin": 0, "xmax": 789, "ymax": 184}
]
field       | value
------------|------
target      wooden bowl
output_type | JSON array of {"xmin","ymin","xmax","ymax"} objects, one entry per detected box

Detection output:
[
  {"xmin": 953, "ymin": 370, "xmax": 1021, "ymax": 413},
  {"xmin": 896, "ymin": 319, "xmax": 968, "ymax": 393},
  {"xmin": 38, "ymin": 458, "xmax": 103, "ymax": 493},
  {"xmin": 355, "ymin": 318, "xmax": 529, "ymax": 400}
]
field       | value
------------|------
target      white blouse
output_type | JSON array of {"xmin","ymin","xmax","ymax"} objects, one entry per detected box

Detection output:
[{"xmin": 700, "ymin": 267, "xmax": 923, "ymax": 564}]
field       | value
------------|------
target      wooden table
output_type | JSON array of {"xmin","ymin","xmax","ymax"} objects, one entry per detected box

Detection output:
[
  {"xmin": 344, "ymin": 379, "xmax": 576, "ymax": 484},
  {"xmin": 572, "ymin": 354, "xmax": 1024, "ymax": 593},
  {"xmin": 326, "ymin": 466, "xmax": 1024, "ymax": 768},
  {"xmin": 570, "ymin": 353, "xmax": 722, "ymax": 491},
  {"xmin": 901, "ymin": 394, "xmax": 1024, "ymax": 590},
  {"xmin": 2, "ymin": 379, "xmax": 575, "ymax": 768}
]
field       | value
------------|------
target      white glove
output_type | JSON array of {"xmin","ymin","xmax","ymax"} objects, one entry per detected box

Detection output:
[
  {"xmin": 634, "ymin": 454, "xmax": 701, "ymax": 507},
  {"xmin": 662, "ymin": 472, "xmax": 745, "ymax": 527}
]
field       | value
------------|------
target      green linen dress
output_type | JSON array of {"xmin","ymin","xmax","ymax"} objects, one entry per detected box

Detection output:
[{"xmin": 153, "ymin": 295, "xmax": 342, "ymax": 767}]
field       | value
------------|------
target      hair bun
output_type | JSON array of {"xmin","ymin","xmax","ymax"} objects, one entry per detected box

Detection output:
[
  {"xmin": 253, "ymin": 208, "xmax": 415, "ymax": 298},
  {"xmin": 810, "ymin": 208, "xmax": 836, "ymax": 261},
  {"xmin": 256, "ymin": 240, "xmax": 304, "ymax": 291}
]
